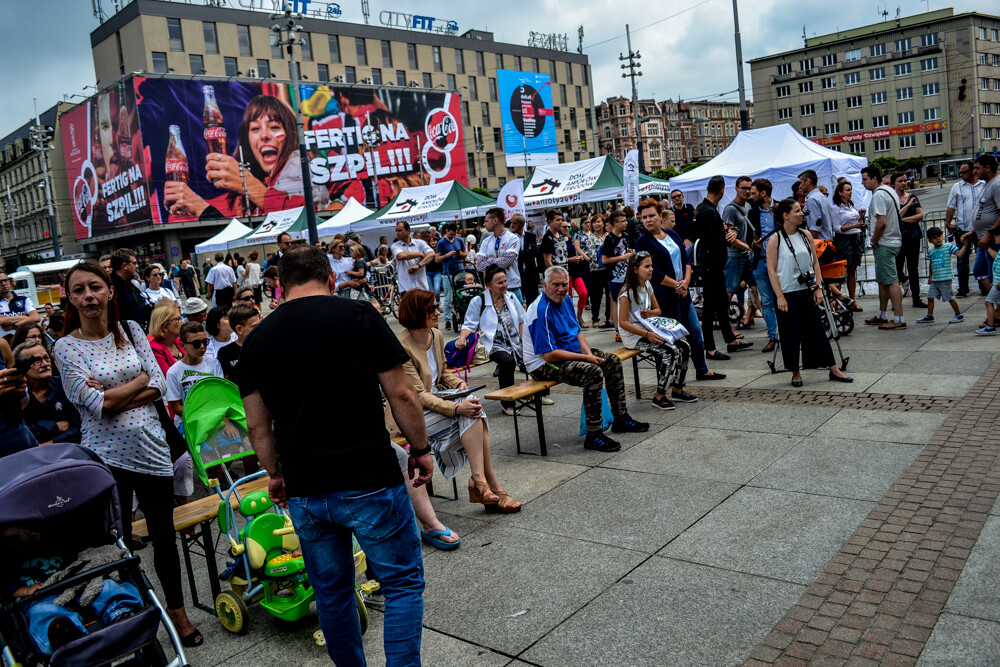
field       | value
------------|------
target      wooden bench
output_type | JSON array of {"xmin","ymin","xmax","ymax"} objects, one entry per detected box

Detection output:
[
  {"xmin": 391, "ymin": 436, "xmax": 459, "ymax": 501},
  {"xmin": 610, "ymin": 346, "xmax": 651, "ymax": 400},
  {"xmin": 484, "ymin": 380, "xmax": 561, "ymax": 456},
  {"xmin": 133, "ymin": 476, "xmax": 270, "ymax": 614}
]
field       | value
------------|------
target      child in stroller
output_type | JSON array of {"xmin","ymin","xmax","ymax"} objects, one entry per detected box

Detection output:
[{"xmin": 448, "ymin": 263, "xmax": 484, "ymax": 331}]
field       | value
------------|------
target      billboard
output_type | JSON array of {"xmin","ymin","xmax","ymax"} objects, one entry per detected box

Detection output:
[
  {"xmin": 497, "ymin": 70, "xmax": 557, "ymax": 167},
  {"xmin": 59, "ymin": 80, "xmax": 152, "ymax": 239},
  {"xmin": 813, "ymin": 121, "xmax": 947, "ymax": 147}
]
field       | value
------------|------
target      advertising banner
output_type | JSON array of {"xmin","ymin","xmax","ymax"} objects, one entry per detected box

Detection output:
[
  {"xmin": 623, "ymin": 150, "xmax": 639, "ymax": 210},
  {"xmin": 498, "ymin": 179, "xmax": 526, "ymax": 221},
  {"xmin": 812, "ymin": 121, "xmax": 947, "ymax": 147},
  {"xmin": 497, "ymin": 70, "xmax": 557, "ymax": 167},
  {"xmin": 59, "ymin": 80, "xmax": 152, "ymax": 240}
]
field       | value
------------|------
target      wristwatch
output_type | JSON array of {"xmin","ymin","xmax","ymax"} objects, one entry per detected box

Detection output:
[{"xmin": 409, "ymin": 444, "xmax": 432, "ymax": 457}]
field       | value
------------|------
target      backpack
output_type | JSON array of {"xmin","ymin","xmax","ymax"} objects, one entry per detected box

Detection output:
[{"xmin": 444, "ymin": 332, "xmax": 480, "ymax": 372}]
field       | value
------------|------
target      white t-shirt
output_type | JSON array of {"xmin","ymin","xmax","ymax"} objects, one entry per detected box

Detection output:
[
  {"xmin": 143, "ymin": 286, "xmax": 179, "ymax": 306},
  {"xmin": 329, "ymin": 256, "xmax": 357, "ymax": 292},
  {"xmin": 425, "ymin": 347, "xmax": 439, "ymax": 387},
  {"xmin": 204, "ymin": 332, "xmax": 237, "ymax": 362},
  {"xmin": 620, "ymin": 283, "xmax": 653, "ymax": 349},
  {"xmin": 868, "ymin": 185, "xmax": 902, "ymax": 248},
  {"xmin": 165, "ymin": 357, "xmax": 223, "ymax": 426},
  {"xmin": 391, "ymin": 238, "xmax": 432, "ymax": 293},
  {"xmin": 0, "ymin": 294, "xmax": 36, "ymax": 333}
]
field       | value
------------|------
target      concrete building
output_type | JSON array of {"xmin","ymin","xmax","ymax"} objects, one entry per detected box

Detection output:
[
  {"xmin": 0, "ymin": 103, "xmax": 79, "ymax": 269},
  {"xmin": 595, "ymin": 97, "xmax": 665, "ymax": 171},
  {"xmin": 749, "ymin": 9, "xmax": 1000, "ymax": 177}
]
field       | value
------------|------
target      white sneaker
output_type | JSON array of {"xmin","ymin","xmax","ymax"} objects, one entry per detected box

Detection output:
[
  {"xmin": 501, "ymin": 406, "xmax": 519, "ymax": 416},
  {"xmin": 949, "ymin": 314, "xmax": 965, "ymax": 323},
  {"xmin": 540, "ymin": 396, "xmax": 555, "ymax": 405}
]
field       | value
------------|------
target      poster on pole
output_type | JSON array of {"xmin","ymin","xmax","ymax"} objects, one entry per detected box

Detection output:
[
  {"xmin": 497, "ymin": 70, "xmax": 557, "ymax": 167},
  {"xmin": 623, "ymin": 149, "xmax": 639, "ymax": 210},
  {"xmin": 498, "ymin": 179, "xmax": 525, "ymax": 221}
]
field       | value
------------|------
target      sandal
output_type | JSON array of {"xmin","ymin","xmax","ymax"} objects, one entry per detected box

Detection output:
[
  {"xmin": 486, "ymin": 490, "xmax": 523, "ymax": 514},
  {"xmin": 180, "ymin": 629, "xmax": 204, "ymax": 648},
  {"xmin": 468, "ymin": 476, "xmax": 499, "ymax": 505},
  {"xmin": 579, "ymin": 321, "xmax": 591, "ymax": 329},
  {"xmin": 733, "ymin": 332, "xmax": 745, "ymax": 339},
  {"xmin": 421, "ymin": 527, "xmax": 461, "ymax": 550}
]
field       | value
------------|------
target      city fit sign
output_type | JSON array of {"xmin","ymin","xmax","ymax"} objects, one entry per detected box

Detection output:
[
  {"xmin": 812, "ymin": 121, "xmax": 947, "ymax": 147},
  {"xmin": 379, "ymin": 11, "xmax": 459, "ymax": 34}
]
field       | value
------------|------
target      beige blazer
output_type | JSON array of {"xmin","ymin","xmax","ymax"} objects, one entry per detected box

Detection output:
[{"xmin": 385, "ymin": 329, "xmax": 463, "ymax": 435}]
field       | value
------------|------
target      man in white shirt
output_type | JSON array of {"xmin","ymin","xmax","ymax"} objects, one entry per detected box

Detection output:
[
  {"xmin": 862, "ymin": 165, "xmax": 906, "ymax": 330},
  {"xmin": 476, "ymin": 207, "xmax": 522, "ymax": 303},
  {"xmin": 0, "ymin": 270, "xmax": 40, "ymax": 335},
  {"xmin": 946, "ymin": 161, "xmax": 984, "ymax": 297},
  {"xmin": 205, "ymin": 252, "xmax": 238, "ymax": 310},
  {"xmin": 390, "ymin": 221, "xmax": 434, "ymax": 294}
]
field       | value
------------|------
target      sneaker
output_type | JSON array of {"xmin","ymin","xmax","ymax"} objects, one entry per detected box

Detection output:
[
  {"xmin": 975, "ymin": 325, "xmax": 997, "ymax": 335},
  {"xmin": 865, "ymin": 316, "xmax": 888, "ymax": 325},
  {"xmin": 652, "ymin": 395, "xmax": 675, "ymax": 410},
  {"xmin": 598, "ymin": 321, "xmax": 615, "ymax": 330},
  {"xmin": 501, "ymin": 406, "xmax": 519, "ymax": 416},
  {"xmin": 615, "ymin": 333, "xmax": 622, "ymax": 343},
  {"xmin": 584, "ymin": 431, "xmax": 622, "ymax": 452},
  {"xmin": 917, "ymin": 315, "xmax": 935, "ymax": 323},
  {"xmin": 611, "ymin": 414, "xmax": 650, "ymax": 433},
  {"xmin": 540, "ymin": 396, "xmax": 555, "ymax": 405},
  {"xmin": 878, "ymin": 321, "xmax": 907, "ymax": 330},
  {"xmin": 949, "ymin": 313, "xmax": 965, "ymax": 323},
  {"xmin": 670, "ymin": 391, "xmax": 698, "ymax": 403}
]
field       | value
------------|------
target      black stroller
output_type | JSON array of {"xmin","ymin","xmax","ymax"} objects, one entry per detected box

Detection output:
[
  {"xmin": 448, "ymin": 260, "xmax": 484, "ymax": 332},
  {"xmin": 0, "ymin": 445, "xmax": 189, "ymax": 667}
]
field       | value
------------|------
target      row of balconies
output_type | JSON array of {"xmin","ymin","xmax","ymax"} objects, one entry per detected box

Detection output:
[{"xmin": 769, "ymin": 44, "xmax": 944, "ymax": 84}]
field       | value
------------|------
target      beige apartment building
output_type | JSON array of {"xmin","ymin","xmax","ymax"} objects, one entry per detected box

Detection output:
[
  {"xmin": 89, "ymin": 0, "xmax": 597, "ymax": 191},
  {"xmin": 749, "ymin": 9, "xmax": 1000, "ymax": 177}
]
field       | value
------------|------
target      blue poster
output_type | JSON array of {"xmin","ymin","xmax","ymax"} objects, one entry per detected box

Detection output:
[{"xmin": 497, "ymin": 70, "xmax": 558, "ymax": 167}]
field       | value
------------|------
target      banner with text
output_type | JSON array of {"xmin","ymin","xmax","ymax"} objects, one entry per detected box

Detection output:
[
  {"xmin": 59, "ymin": 80, "xmax": 152, "ymax": 239},
  {"xmin": 497, "ymin": 70, "xmax": 557, "ymax": 167},
  {"xmin": 623, "ymin": 150, "xmax": 639, "ymax": 210},
  {"xmin": 812, "ymin": 121, "xmax": 947, "ymax": 147}
]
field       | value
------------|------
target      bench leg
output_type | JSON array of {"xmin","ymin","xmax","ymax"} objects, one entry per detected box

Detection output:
[
  {"xmin": 535, "ymin": 393, "xmax": 547, "ymax": 457},
  {"xmin": 202, "ymin": 520, "xmax": 221, "ymax": 604},
  {"xmin": 181, "ymin": 532, "xmax": 201, "ymax": 613},
  {"xmin": 632, "ymin": 356, "xmax": 642, "ymax": 400},
  {"xmin": 428, "ymin": 476, "xmax": 459, "ymax": 501},
  {"xmin": 513, "ymin": 402, "xmax": 523, "ymax": 455}
]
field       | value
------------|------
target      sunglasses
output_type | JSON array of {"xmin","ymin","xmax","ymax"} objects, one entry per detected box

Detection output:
[
  {"xmin": 183, "ymin": 339, "xmax": 209, "ymax": 348},
  {"xmin": 238, "ymin": 295, "xmax": 256, "ymax": 302},
  {"xmin": 169, "ymin": 316, "xmax": 184, "ymax": 323}
]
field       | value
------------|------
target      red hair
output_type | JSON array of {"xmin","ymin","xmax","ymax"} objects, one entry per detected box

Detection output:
[{"xmin": 397, "ymin": 290, "xmax": 437, "ymax": 330}]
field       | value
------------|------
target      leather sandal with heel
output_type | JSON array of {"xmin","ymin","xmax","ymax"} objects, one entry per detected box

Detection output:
[
  {"xmin": 485, "ymin": 490, "xmax": 523, "ymax": 514},
  {"xmin": 469, "ymin": 477, "xmax": 499, "ymax": 506}
]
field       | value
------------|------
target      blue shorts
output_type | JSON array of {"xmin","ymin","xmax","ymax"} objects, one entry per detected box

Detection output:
[
  {"xmin": 609, "ymin": 281, "xmax": 625, "ymax": 300},
  {"xmin": 724, "ymin": 254, "xmax": 755, "ymax": 293},
  {"xmin": 973, "ymin": 241, "xmax": 1000, "ymax": 281}
]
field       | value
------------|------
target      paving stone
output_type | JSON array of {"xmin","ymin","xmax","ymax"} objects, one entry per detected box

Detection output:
[
  {"xmin": 890, "ymin": 351, "xmax": 996, "ymax": 377},
  {"xmin": 918, "ymin": 613, "xmax": 1000, "ymax": 666},
  {"xmin": 866, "ymin": 373, "xmax": 979, "ymax": 398},
  {"xmin": 943, "ymin": 515, "xmax": 1000, "ymax": 623},
  {"xmin": 674, "ymin": 402, "xmax": 840, "ymax": 436},
  {"xmin": 744, "ymin": 371, "xmax": 882, "ymax": 393},
  {"xmin": 812, "ymin": 410, "xmax": 948, "ymax": 445}
]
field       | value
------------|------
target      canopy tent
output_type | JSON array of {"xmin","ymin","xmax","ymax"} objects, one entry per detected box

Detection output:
[
  {"xmin": 315, "ymin": 198, "xmax": 375, "ymax": 238},
  {"xmin": 194, "ymin": 219, "xmax": 253, "ymax": 254},
  {"xmin": 227, "ymin": 206, "xmax": 310, "ymax": 250},
  {"xmin": 667, "ymin": 124, "xmax": 870, "ymax": 208},
  {"xmin": 354, "ymin": 181, "xmax": 495, "ymax": 232},
  {"xmin": 521, "ymin": 155, "xmax": 671, "ymax": 210}
]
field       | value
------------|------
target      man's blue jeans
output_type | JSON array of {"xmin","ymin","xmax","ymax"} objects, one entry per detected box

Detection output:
[
  {"xmin": 679, "ymin": 300, "xmax": 708, "ymax": 374},
  {"xmin": 287, "ymin": 484, "xmax": 424, "ymax": 667},
  {"xmin": 427, "ymin": 272, "xmax": 443, "ymax": 304},
  {"xmin": 753, "ymin": 260, "xmax": 778, "ymax": 340}
]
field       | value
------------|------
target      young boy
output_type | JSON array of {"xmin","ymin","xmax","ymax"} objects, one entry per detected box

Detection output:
[
  {"xmin": 976, "ymin": 246, "xmax": 1000, "ymax": 335},
  {"xmin": 917, "ymin": 227, "xmax": 968, "ymax": 324},
  {"xmin": 216, "ymin": 305, "xmax": 259, "ymax": 387},
  {"xmin": 165, "ymin": 321, "xmax": 224, "ymax": 426},
  {"xmin": 602, "ymin": 210, "xmax": 634, "ymax": 333}
]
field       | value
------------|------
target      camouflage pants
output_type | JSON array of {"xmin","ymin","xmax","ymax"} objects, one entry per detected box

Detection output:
[{"xmin": 530, "ymin": 347, "xmax": 626, "ymax": 433}]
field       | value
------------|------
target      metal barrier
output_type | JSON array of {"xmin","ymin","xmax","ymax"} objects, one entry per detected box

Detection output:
[{"xmin": 854, "ymin": 209, "xmax": 946, "ymax": 296}]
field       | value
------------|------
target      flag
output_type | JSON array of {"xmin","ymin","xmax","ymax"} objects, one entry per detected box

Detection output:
[
  {"xmin": 623, "ymin": 149, "xmax": 639, "ymax": 210},
  {"xmin": 498, "ymin": 178, "xmax": 526, "ymax": 221}
]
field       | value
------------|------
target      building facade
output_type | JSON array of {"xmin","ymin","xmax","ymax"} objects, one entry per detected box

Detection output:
[
  {"xmin": 686, "ymin": 99, "xmax": 755, "ymax": 162},
  {"xmin": 749, "ymin": 9, "xmax": 1000, "ymax": 176},
  {"xmin": 595, "ymin": 97, "xmax": 665, "ymax": 171}
]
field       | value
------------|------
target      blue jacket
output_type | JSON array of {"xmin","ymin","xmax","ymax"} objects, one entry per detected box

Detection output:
[{"xmin": 635, "ymin": 229, "xmax": 690, "ymax": 321}]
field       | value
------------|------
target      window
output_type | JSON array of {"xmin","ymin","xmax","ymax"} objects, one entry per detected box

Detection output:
[
  {"xmin": 569, "ymin": 108, "xmax": 578, "ymax": 128},
  {"xmin": 776, "ymin": 85, "xmax": 791, "ymax": 98},
  {"xmin": 895, "ymin": 38, "xmax": 911, "ymax": 52},
  {"xmin": 922, "ymin": 82, "xmax": 940, "ymax": 96},
  {"xmin": 822, "ymin": 54, "xmax": 837, "ymax": 67},
  {"xmin": 454, "ymin": 49, "xmax": 464, "ymax": 74},
  {"xmin": 203, "ymin": 22, "xmax": 218, "ymax": 54},
  {"xmin": 823, "ymin": 100, "xmax": 839, "ymax": 112},
  {"xmin": 422, "ymin": 72, "xmax": 432, "ymax": 88},
  {"xmin": 986, "ymin": 78, "xmax": 994, "ymax": 90},
  {"xmin": 872, "ymin": 115, "xmax": 889, "ymax": 128},
  {"xmin": 995, "ymin": 103, "xmax": 1000, "ymax": 115},
  {"xmin": 513, "ymin": 56, "xmax": 522, "ymax": 71},
  {"xmin": 994, "ymin": 29, "xmax": 1000, "ymax": 41},
  {"xmin": 490, "ymin": 78, "xmax": 498, "ymax": 102},
  {"xmin": 898, "ymin": 111, "xmax": 914, "ymax": 124},
  {"xmin": 777, "ymin": 63, "xmax": 792, "ymax": 75},
  {"xmin": 870, "ymin": 44, "xmax": 885, "ymax": 57},
  {"xmin": 822, "ymin": 77, "xmax": 837, "ymax": 89},
  {"xmin": 848, "ymin": 119, "xmax": 864, "ymax": 131},
  {"xmin": 798, "ymin": 81, "xmax": 813, "ymax": 93},
  {"xmin": 986, "ymin": 128, "xmax": 995, "ymax": 140},
  {"xmin": 994, "ymin": 55, "xmax": 1000, "ymax": 67},
  {"xmin": 874, "ymin": 138, "xmax": 890, "ymax": 152},
  {"xmin": 870, "ymin": 67, "xmax": 885, "ymax": 80},
  {"xmin": 447, "ymin": 73, "xmax": 456, "ymax": 90},
  {"xmin": 486, "ymin": 153, "xmax": 495, "ymax": 177},
  {"xmin": 297, "ymin": 32, "xmax": 311, "ymax": 61},
  {"xmin": 189, "ymin": 54, "xmax": 204, "ymax": 75},
  {"xmin": 559, "ymin": 84, "xmax": 567, "ymax": 105},
  {"xmin": 256, "ymin": 59, "xmax": 270, "ymax": 79},
  {"xmin": 978, "ymin": 27, "xmax": 987, "ymax": 40},
  {"xmin": 576, "ymin": 86, "xmax": 583, "ymax": 106},
  {"xmin": 894, "ymin": 63, "xmax": 911, "ymax": 76},
  {"xmin": 920, "ymin": 58, "xmax": 938, "ymax": 71},
  {"xmin": 984, "ymin": 103, "xmax": 993, "ymax": 115},
  {"xmin": 468, "ymin": 77, "xmax": 478, "ymax": 100},
  {"xmin": 871, "ymin": 92, "xmax": 887, "ymax": 104},
  {"xmin": 481, "ymin": 102, "xmax": 490, "ymax": 124},
  {"xmin": 980, "ymin": 53, "xmax": 990, "ymax": 65},
  {"xmin": 620, "ymin": 125, "xmax": 629, "ymax": 137},
  {"xmin": 566, "ymin": 61, "xmax": 574, "ymax": 82},
  {"xmin": 167, "ymin": 18, "xmax": 184, "ymax": 51},
  {"xmin": 381, "ymin": 40, "xmax": 392, "ymax": 67},
  {"xmin": 849, "ymin": 141, "xmax": 865, "ymax": 153},
  {"xmin": 396, "ymin": 70, "xmax": 406, "ymax": 87},
  {"xmin": 317, "ymin": 63, "xmax": 328, "ymax": 82},
  {"xmin": 237, "ymin": 25, "xmax": 251, "ymax": 56},
  {"xmin": 349, "ymin": 38, "xmax": 364, "ymax": 66},
  {"xmin": 846, "ymin": 95, "xmax": 863, "ymax": 108},
  {"xmin": 799, "ymin": 58, "xmax": 814, "ymax": 72},
  {"xmin": 899, "ymin": 135, "xmax": 916, "ymax": 148},
  {"xmin": 152, "ymin": 51, "xmax": 168, "ymax": 74},
  {"xmin": 897, "ymin": 87, "xmax": 913, "ymax": 100},
  {"xmin": 407, "ymin": 43, "xmax": 418, "ymax": 69},
  {"xmin": 778, "ymin": 107, "xmax": 793, "ymax": 120},
  {"xmin": 925, "ymin": 132, "xmax": 943, "ymax": 145},
  {"xmin": 845, "ymin": 72, "xmax": 860, "ymax": 85},
  {"xmin": 346, "ymin": 66, "xmax": 356, "ymax": 84},
  {"xmin": 497, "ymin": 53, "xmax": 504, "ymax": 71},
  {"xmin": 845, "ymin": 49, "xmax": 862, "ymax": 62},
  {"xmin": 461, "ymin": 101, "xmax": 469, "ymax": 124},
  {"xmin": 224, "ymin": 56, "xmax": 238, "ymax": 77},
  {"xmin": 924, "ymin": 107, "xmax": 941, "ymax": 121},
  {"xmin": 802, "ymin": 127, "xmax": 816, "ymax": 138},
  {"xmin": 824, "ymin": 123, "xmax": 840, "ymax": 134},
  {"xmin": 467, "ymin": 153, "xmax": 476, "ymax": 177},
  {"xmin": 476, "ymin": 52, "xmax": 485, "ymax": 76},
  {"xmin": 432, "ymin": 46, "xmax": 441, "ymax": 72},
  {"xmin": 371, "ymin": 68, "xmax": 382, "ymax": 85},
  {"xmin": 329, "ymin": 35, "xmax": 341, "ymax": 63}
]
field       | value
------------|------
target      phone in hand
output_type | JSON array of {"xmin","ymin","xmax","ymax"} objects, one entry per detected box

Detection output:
[{"xmin": 14, "ymin": 356, "xmax": 39, "ymax": 376}]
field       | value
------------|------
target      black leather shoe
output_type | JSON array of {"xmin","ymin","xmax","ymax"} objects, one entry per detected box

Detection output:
[
  {"xmin": 912, "ymin": 299, "xmax": 928, "ymax": 309},
  {"xmin": 791, "ymin": 379, "xmax": 804, "ymax": 387},
  {"xmin": 761, "ymin": 339, "xmax": 777, "ymax": 353},
  {"xmin": 705, "ymin": 351, "xmax": 730, "ymax": 361},
  {"xmin": 829, "ymin": 372, "xmax": 854, "ymax": 383},
  {"xmin": 727, "ymin": 341, "xmax": 754, "ymax": 352},
  {"xmin": 696, "ymin": 372, "xmax": 727, "ymax": 380}
]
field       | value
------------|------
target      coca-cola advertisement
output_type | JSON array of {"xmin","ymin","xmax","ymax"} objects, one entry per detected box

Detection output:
[{"xmin": 58, "ymin": 79, "xmax": 152, "ymax": 239}]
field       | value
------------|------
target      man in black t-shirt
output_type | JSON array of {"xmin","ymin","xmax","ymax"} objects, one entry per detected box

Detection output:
[
  {"xmin": 240, "ymin": 246, "xmax": 432, "ymax": 665},
  {"xmin": 670, "ymin": 190, "xmax": 697, "ymax": 246},
  {"xmin": 177, "ymin": 259, "xmax": 199, "ymax": 298}
]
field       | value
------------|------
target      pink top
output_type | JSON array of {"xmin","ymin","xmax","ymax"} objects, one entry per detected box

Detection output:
[{"xmin": 147, "ymin": 335, "xmax": 183, "ymax": 379}]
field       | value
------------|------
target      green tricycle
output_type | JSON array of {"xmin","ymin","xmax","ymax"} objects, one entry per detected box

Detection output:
[{"xmin": 181, "ymin": 377, "xmax": 370, "ymax": 636}]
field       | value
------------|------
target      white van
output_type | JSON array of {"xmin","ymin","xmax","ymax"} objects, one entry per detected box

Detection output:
[{"xmin": 9, "ymin": 258, "xmax": 85, "ymax": 309}]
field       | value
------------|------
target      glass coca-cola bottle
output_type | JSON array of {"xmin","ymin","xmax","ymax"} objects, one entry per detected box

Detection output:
[
  {"xmin": 203, "ymin": 85, "xmax": 227, "ymax": 155},
  {"xmin": 166, "ymin": 125, "xmax": 189, "ymax": 183},
  {"xmin": 117, "ymin": 83, "xmax": 132, "ymax": 171}
]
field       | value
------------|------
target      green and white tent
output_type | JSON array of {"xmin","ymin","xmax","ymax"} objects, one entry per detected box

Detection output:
[
  {"xmin": 227, "ymin": 206, "xmax": 311, "ymax": 249},
  {"xmin": 522, "ymin": 155, "xmax": 671, "ymax": 210},
  {"xmin": 354, "ymin": 181, "xmax": 495, "ymax": 232}
]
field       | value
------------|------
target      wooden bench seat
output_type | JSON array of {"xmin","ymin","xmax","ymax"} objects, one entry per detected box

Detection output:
[
  {"xmin": 483, "ymin": 380, "xmax": 560, "ymax": 456},
  {"xmin": 132, "ymin": 476, "xmax": 270, "ymax": 539},
  {"xmin": 484, "ymin": 380, "xmax": 560, "ymax": 402},
  {"xmin": 391, "ymin": 436, "xmax": 458, "ymax": 501}
]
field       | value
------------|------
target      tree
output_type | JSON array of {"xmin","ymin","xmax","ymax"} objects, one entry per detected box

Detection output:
[
  {"xmin": 652, "ymin": 167, "xmax": 678, "ymax": 180},
  {"xmin": 871, "ymin": 156, "xmax": 900, "ymax": 173},
  {"xmin": 682, "ymin": 161, "xmax": 705, "ymax": 173},
  {"xmin": 471, "ymin": 187, "xmax": 493, "ymax": 198},
  {"xmin": 901, "ymin": 156, "xmax": 926, "ymax": 173}
]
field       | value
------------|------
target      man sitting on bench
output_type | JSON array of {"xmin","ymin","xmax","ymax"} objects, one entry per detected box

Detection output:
[{"xmin": 523, "ymin": 266, "xmax": 650, "ymax": 452}]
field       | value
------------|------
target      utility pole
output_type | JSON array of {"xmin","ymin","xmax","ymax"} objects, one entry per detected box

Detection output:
[
  {"xmin": 4, "ymin": 185, "xmax": 22, "ymax": 268},
  {"xmin": 270, "ymin": 10, "xmax": 320, "ymax": 245},
  {"xmin": 31, "ymin": 99, "xmax": 62, "ymax": 260},
  {"xmin": 732, "ymin": 0, "xmax": 750, "ymax": 132},
  {"xmin": 363, "ymin": 110, "xmax": 381, "ymax": 208},
  {"xmin": 237, "ymin": 145, "xmax": 252, "ymax": 217},
  {"xmin": 416, "ymin": 136, "xmax": 425, "ymax": 185},
  {"xmin": 620, "ymin": 25, "xmax": 644, "ymax": 172},
  {"xmin": 474, "ymin": 126, "xmax": 485, "ymax": 188}
]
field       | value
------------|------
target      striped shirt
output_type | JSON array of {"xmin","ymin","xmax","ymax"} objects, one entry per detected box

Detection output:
[{"xmin": 926, "ymin": 242, "xmax": 959, "ymax": 281}]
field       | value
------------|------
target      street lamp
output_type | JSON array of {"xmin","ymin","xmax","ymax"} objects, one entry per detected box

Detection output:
[
  {"xmin": 30, "ymin": 98, "xmax": 61, "ymax": 260},
  {"xmin": 270, "ymin": 10, "xmax": 320, "ymax": 245}
]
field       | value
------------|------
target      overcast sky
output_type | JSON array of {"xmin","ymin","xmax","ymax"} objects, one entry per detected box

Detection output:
[{"xmin": 0, "ymin": 0, "xmax": 984, "ymax": 138}]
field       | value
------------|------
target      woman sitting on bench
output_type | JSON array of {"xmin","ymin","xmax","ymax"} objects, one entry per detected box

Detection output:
[{"xmin": 395, "ymin": 290, "xmax": 522, "ymax": 514}]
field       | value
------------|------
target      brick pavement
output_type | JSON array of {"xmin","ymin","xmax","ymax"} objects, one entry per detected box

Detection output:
[{"xmin": 744, "ymin": 353, "xmax": 1000, "ymax": 666}]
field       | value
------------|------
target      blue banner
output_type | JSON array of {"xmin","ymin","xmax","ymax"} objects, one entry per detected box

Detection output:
[{"xmin": 497, "ymin": 70, "xmax": 557, "ymax": 167}]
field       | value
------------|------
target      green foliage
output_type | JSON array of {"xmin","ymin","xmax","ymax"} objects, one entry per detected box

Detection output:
[
  {"xmin": 471, "ymin": 187, "xmax": 493, "ymax": 198},
  {"xmin": 682, "ymin": 161, "xmax": 705, "ymax": 173},
  {"xmin": 901, "ymin": 156, "xmax": 926, "ymax": 172},
  {"xmin": 651, "ymin": 167, "xmax": 679, "ymax": 180},
  {"xmin": 871, "ymin": 156, "xmax": 900, "ymax": 173}
]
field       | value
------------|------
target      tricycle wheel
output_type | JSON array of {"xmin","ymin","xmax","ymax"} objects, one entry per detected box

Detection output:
[
  {"xmin": 356, "ymin": 589, "xmax": 369, "ymax": 635},
  {"xmin": 215, "ymin": 590, "xmax": 249, "ymax": 634}
]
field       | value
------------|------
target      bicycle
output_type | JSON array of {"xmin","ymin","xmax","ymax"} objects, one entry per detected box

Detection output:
[{"xmin": 370, "ymin": 264, "xmax": 401, "ymax": 317}]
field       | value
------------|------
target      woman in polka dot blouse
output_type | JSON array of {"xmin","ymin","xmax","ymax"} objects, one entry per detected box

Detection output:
[{"xmin": 54, "ymin": 259, "xmax": 203, "ymax": 648}]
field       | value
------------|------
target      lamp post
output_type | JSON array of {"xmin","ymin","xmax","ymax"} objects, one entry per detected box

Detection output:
[
  {"xmin": 31, "ymin": 98, "xmax": 61, "ymax": 260},
  {"xmin": 732, "ymin": 0, "xmax": 750, "ymax": 132},
  {"xmin": 270, "ymin": 10, "xmax": 320, "ymax": 245}
]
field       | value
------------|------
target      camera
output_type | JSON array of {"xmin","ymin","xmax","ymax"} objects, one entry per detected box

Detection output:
[
  {"xmin": 13, "ymin": 355, "xmax": 40, "ymax": 376},
  {"xmin": 797, "ymin": 270, "xmax": 820, "ymax": 292}
]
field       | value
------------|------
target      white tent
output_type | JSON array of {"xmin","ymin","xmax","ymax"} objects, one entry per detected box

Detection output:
[
  {"xmin": 668, "ymin": 124, "xmax": 870, "ymax": 208},
  {"xmin": 316, "ymin": 198, "xmax": 375, "ymax": 238},
  {"xmin": 193, "ymin": 219, "xmax": 253, "ymax": 254}
]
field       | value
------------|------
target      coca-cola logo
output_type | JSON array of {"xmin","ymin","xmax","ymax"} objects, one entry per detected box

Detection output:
[
  {"xmin": 425, "ymin": 110, "xmax": 459, "ymax": 153},
  {"xmin": 204, "ymin": 126, "xmax": 227, "ymax": 139},
  {"xmin": 166, "ymin": 159, "xmax": 188, "ymax": 173},
  {"xmin": 119, "ymin": 144, "xmax": 132, "ymax": 160}
]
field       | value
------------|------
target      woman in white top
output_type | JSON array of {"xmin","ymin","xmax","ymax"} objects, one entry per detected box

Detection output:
[
  {"xmin": 766, "ymin": 198, "xmax": 853, "ymax": 388},
  {"xmin": 456, "ymin": 265, "xmax": 527, "ymax": 416},
  {"xmin": 832, "ymin": 180, "xmax": 866, "ymax": 310},
  {"xmin": 142, "ymin": 265, "xmax": 179, "ymax": 306},
  {"xmin": 203, "ymin": 307, "xmax": 236, "ymax": 361},
  {"xmin": 53, "ymin": 259, "xmax": 202, "ymax": 647},
  {"xmin": 617, "ymin": 252, "xmax": 697, "ymax": 410},
  {"xmin": 327, "ymin": 238, "xmax": 358, "ymax": 294}
]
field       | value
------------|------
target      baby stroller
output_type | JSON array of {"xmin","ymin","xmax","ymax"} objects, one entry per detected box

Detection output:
[
  {"xmin": 0, "ymin": 444, "xmax": 189, "ymax": 667},
  {"xmin": 449, "ymin": 261, "xmax": 484, "ymax": 332},
  {"xmin": 180, "ymin": 378, "xmax": 369, "ymax": 636}
]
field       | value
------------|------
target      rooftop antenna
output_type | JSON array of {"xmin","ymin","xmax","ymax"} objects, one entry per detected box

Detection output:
[
  {"xmin": 877, "ymin": 3, "xmax": 889, "ymax": 21},
  {"xmin": 578, "ymin": 25, "xmax": 584, "ymax": 54},
  {"xmin": 361, "ymin": 0, "xmax": 369, "ymax": 24},
  {"xmin": 896, "ymin": 7, "xmax": 901, "ymax": 26},
  {"xmin": 802, "ymin": 25, "xmax": 807, "ymax": 47},
  {"xmin": 91, "ymin": 0, "xmax": 107, "ymax": 23}
]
